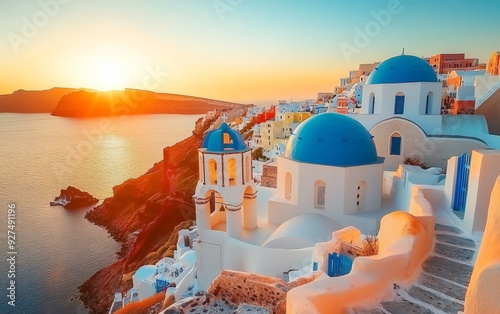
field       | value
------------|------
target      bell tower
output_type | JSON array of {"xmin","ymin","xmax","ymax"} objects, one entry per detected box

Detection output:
[{"xmin": 193, "ymin": 117, "xmax": 257, "ymax": 240}]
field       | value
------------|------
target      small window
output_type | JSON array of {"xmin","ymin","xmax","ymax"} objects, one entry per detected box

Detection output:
[
  {"xmin": 357, "ymin": 181, "xmax": 366, "ymax": 210},
  {"xmin": 228, "ymin": 158, "xmax": 236, "ymax": 186},
  {"xmin": 394, "ymin": 93, "xmax": 405, "ymax": 114},
  {"xmin": 425, "ymin": 92, "xmax": 433, "ymax": 114},
  {"xmin": 208, "ymin": 159, "xmax": 218, "ymax": 184},
  {"xmin": 245, "ymin": 156, "xmax": 251, "ymax": 182},
  {"xmin": 368, "ymin": 93, "xmax": 375, "ymax": 114},
  {"xmin": 315, "ymin": 180, "xmax": 326, "ymax": 208},
  {"xmin": 285, "ymin": 172, "xmax": 292, "ymax": 200}
]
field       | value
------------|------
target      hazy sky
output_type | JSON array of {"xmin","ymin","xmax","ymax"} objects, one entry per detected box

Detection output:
[{"xmin": 1, "ymin": 0, "xmax": 498, "ymax": 105}]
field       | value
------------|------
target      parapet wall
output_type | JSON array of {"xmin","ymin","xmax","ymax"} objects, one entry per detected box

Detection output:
[
  {"xmin": 208, "ymin": 270, "xmax": 289, "ymax": 313},
  {"xmin": 464, "ymin": 176, "xmax": 500, "ymax": 313},
  {"xmin": 286, "ymin": 186, "xmax": 436, "ymax": 314},
  {"xmin": 261, "ymin": 163, "xmax": 278, "ymax": 188},
  {"xmin": 196, "ymin": 230, "xmax": 313, "ymax": 291}
]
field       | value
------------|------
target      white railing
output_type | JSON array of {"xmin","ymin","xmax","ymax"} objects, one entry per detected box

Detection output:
[
  {"xmin": 164, "ymin": 264, "xmax": 197, "ymax": 301},
  {"xmin": 107, "ymin": 292, "xmax": 123, "ymax": 314}
]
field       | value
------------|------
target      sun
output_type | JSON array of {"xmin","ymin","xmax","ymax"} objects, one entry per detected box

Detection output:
[
  {"xmin": 90, "ymin": 54, "xmax": 129, "ymax": 91},
  {"xmin": 79, "ymin": 47, "xmax": 139, "ymax": 91}
]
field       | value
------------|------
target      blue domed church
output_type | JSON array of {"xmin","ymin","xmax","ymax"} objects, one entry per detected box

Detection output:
[
  {"xmin": 360, "ymin": 54, "xmax": 442, "ymax": 117},
  {"xmin": 352, "ymin": 54, "xmax": 488, "ymax": 170},
  {"xmin": 268, "ymin": 113, "xmax": 385, "ymax": 230},
  {"xmin": 194, "ymin": 114, "xmax": 387, "ymax": 290}
]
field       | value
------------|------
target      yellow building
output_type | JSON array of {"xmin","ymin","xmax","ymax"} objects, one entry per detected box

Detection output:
[{"xmin": 259, "ymin": 112, "xmax": 311, "ymax": 150}]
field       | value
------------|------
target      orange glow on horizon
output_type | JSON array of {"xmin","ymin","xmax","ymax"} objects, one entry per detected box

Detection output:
[{"xmin": 75, "ymin": 46, "xmax": 142, "ymax": 92}]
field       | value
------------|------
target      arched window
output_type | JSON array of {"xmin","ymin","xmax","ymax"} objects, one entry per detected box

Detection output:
[
  {"xmin": 208, "ymin": 159, "xmax": 218, "ymax": 184},
  {"xmin": 389, "ymin": 133, "xmax": 402, "ymax": 156},
  {"xmin": 425, "ymin": 92, "xmax": 433, "ymax": 114},
  {"xmin": 357, "ymin": 181, "xmax": 366, "ymax": 210},
  {"xmin": 223, "ymin": 133, "xmax": 232, "ymax": 144},
  {"xmin": 285, "ymin": 172, "xmax": 292, "ymax": 200},
  {"xmin": 209, "ymin": 191, "xmax": 216, "ymax": 214},
  {"xmin": 314, "ymin": 180, "xmax": 326, "ymax": 209},
  {"xmin": 245, "ymin": 155, "xmax": 251, "ymax": 183},
  {"xmin": 228, "ymin": 158, "xmax": 236, "ymax": 186},
  {"xmin": 394, "ymin": 92, "xmax": 405, "ymax": 114},
  {"xmin": 369, "ymin": 92, "xmax": 375, "ymax": 114}
]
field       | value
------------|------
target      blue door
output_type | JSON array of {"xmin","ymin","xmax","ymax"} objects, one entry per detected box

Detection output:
[
  {"xmin": 327, "ymin": 253, "xmax": 353, "ymax": 277},
  {"xmin": 390, "ymin": 136, "xmax": 402, "ymax": 155},
  {"xmin": 452, "ymin": 153, "xmax": 471, "ymax": 213}
]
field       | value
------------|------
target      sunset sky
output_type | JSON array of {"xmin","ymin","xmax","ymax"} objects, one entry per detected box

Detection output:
[{"xmin": 1, "ymin": 0, "xmax": 498, "ymax": 105}]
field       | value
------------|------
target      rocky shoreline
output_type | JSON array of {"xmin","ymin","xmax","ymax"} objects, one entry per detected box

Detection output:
[
  {"xmin": 50, "ymin": 186, "xmax": 98, "ymax": 209},
  {"xmin": 79, "ymin": 116, "xmax": 213, "ymax": 313}
]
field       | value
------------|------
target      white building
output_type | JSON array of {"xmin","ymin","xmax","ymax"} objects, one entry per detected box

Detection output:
[
  {"xmin": 193, "ymin": 122, "xmax": 311, "ymax": 291},
  {"xmin": 448, "ymin": 69, "xmax": 486, "ymax": 87},
  {"xmin": 345, "ymin": 54, "xmax": 500, "ymax": 170},
  {"xmin": 132, "ymin": 265, "xmax": 157, "ymax": 301},
  {"xmin": 192, "ymin": 114, "xmax": 396, "ymax": 290},
  {"xmin": 275, "ymin": 101, "xmax": 310, "ymax": 116},
  {"xmin": 194, "ymin": 122, "xmax": 257, "ymax": 240},
  {"xmin": 268, "ymin": 113, "xmax": 385, "ymax": 231},
  {"xmin": 360, "ymin": 54, "xmax": 442, "ymax": 121}
]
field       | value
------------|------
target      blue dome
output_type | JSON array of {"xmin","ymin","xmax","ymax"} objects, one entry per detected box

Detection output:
[
  {"xmin": 285, "ymin": 113, "xmax": 378, "ymax": 167},
  {"xmin": 202, "ymin": 122, "xmax": 247, "ymax": 152},
  {"xmin": 366, "ymin": 54, "xmax": 438, "ymax": 85}
]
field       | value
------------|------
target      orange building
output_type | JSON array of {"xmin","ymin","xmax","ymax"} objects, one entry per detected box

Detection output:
[
  {"xmin": 428, "ymin": 53, "xmax": 479, "ymax": 74},
  {"xmin": 337, "ymin": 62, "xmax": 378, "ymax": 89},
  {"xmin": 252, "ymin": 105, "xmax": 275, "ymax": 123},
  {"xmin": 336, "ymin": 97, "xmax": 348, "ymax": 114},
  {"xmin": 451, "ymin": 98, "xmax": 475, "ymax": 115},
  {"xmin": 446, "ymin": 75, "xmax": 462, "ymax": 91},
  {"xmin": 486, "ymin": 51, "xmax": 500, "ymax": 75},
  {"xmin": 446, "ymin": 70, "xmax": 485, "ymax": 90}
]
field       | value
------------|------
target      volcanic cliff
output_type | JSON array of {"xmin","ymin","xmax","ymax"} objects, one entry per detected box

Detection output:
[
  {"xmin": 80, "ymin": 115, "xmax": 213, "ymax": 313},
  {"xmin": 0, "ymin": 87, "xmax": 91, "ymax": 113},
  {"xmin": 52, "ymin": 89, "xmax": 248, "ymax": 117}
]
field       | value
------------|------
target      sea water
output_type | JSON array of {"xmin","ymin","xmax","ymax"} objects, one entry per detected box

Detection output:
[{"xmin": 0, "ymin": 113, "xmax": 202, "ymax": 313}]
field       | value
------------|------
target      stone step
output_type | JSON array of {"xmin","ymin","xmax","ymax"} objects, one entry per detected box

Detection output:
[
  {"xmin": 235, "ymin": 304, "xmax": 270, "ymax": 313},
  {"xmin": 418, "ymin": 272, "xmax": 467, "ymax": 301},
  {"xmin": 435, "ymin": 223, "xmax": 463, "ymax": 235},
  {"xmin": 422, "ymin": 255, "xmax": 474, "ymax": 286},
  {"xmin": 453, "ymin": 210, "xmax": 465, "ymax": 220},
  {"xmin": 348, "ymin": 307, "xmax": 386, "ymax": 314},
  {"xmin": 381, "ymin": 298, "xmax": 435, "ymax": 314},
  {"xmin": 407, "ymin": 285, "xmax": 463, "ymax": 313},
  {"xmin": 435, "ymin": 234, "xmax": 476, "ymax": 248},
  {"xmin": 434, "ymin": 242, "xmax": 475, "ymax": 264}
]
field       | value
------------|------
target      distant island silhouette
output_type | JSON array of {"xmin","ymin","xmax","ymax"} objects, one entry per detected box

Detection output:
[{"xmin": 0, "ymin": 88, "xmax": 250, "ymax": 116}]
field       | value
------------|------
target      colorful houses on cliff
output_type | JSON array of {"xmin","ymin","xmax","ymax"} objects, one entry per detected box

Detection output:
[{"xmin": 115, "ymin": 52, "xmax": 500, "ymax": 314}]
